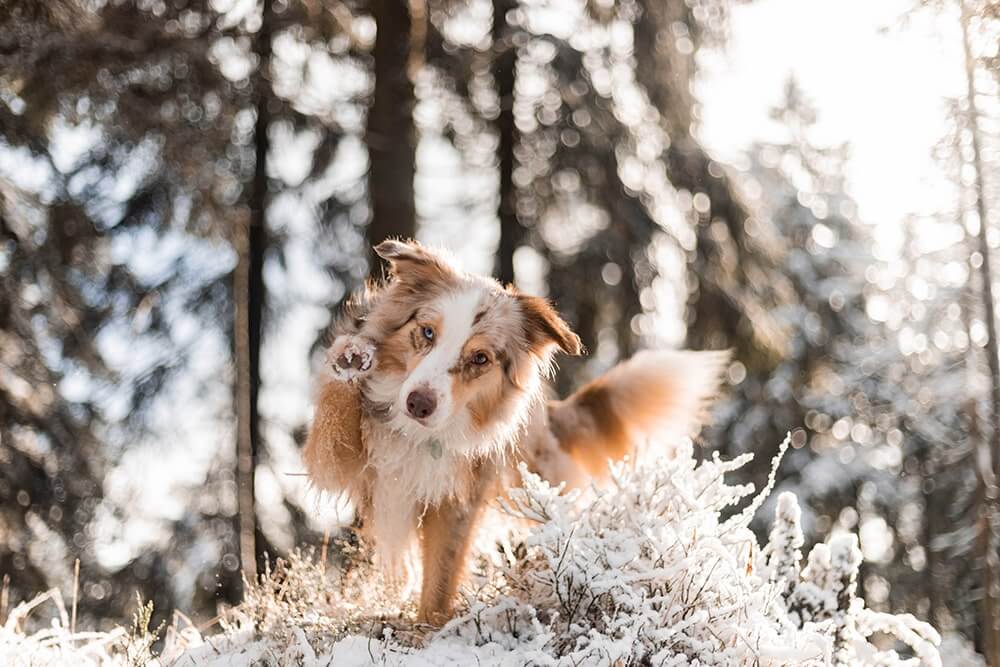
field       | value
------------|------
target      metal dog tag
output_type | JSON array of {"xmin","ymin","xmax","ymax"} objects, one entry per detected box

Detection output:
[{"xmin": 428, "ymin": 439, "xmax": 443, "ymax": 460}]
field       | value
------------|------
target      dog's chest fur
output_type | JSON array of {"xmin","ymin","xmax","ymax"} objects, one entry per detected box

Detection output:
[
  {"xmin": 359, "ymin": 420, "xmax": 490, "ymax": 566},
  {"xmin": 366, "ymin": 425, "xmax": 475, "ymax": 504}
]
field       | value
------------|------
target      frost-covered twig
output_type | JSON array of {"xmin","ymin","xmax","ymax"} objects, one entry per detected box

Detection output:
[{"xmin": 1, "ymin": 437, "xmax": 945, "ymax": 666}]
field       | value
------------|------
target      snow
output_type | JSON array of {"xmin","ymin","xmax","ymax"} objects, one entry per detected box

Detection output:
[{"xmin": 1, "ymin": 438, "xmax": 945, "ymax": 666}]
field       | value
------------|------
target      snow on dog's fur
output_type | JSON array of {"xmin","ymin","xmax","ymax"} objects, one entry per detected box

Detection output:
[{"xmin": 303, "ymin": 239, "xmax": 729, "ymax": 623}]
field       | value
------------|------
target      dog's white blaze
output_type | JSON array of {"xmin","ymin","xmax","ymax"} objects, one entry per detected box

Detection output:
[{"xmin": 399, "ymin": 287, "xmax": 483, "ymax": 428}]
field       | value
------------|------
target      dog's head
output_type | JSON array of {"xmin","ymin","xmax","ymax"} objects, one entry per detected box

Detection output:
[{"xmin": 361, "ymin": 239, "xmax": 582, "ymax": 444}]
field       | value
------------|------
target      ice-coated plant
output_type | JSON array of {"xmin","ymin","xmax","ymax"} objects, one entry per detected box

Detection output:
[
  {"xmin": 1, "ymin": 437, "xmax": 945, "ymax": 666},
  {"xmin": 434, "ymin": 437, "xmax": 941, "ymax": 666}
]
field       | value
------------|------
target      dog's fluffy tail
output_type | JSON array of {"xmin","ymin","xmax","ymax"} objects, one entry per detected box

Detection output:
[{"xmin": 546, "ymin": 350, "xmax": 730, "ymax": 477}]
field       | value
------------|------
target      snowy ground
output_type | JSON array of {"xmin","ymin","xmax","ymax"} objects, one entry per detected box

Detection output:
[{"xmin": 0, "ymin": 439, "xmax": 958, "ymax": 666}]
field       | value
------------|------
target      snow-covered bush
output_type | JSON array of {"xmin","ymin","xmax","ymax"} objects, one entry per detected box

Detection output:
[
  {"xmin": 0, "ymin": 589, "xmax": 161, "ymax": 667},
  {"xmin": 433, "ymin": 438, "xmax": 941, "ymax": 666},
  {"xmin": 2, "ymin": 437, "xmax": 945, "ymax": 666}
]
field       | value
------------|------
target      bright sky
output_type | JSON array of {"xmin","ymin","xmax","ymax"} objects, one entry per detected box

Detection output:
[{"xmin": 698, "ymin": 0, "xmax": 966, "ymax": 249}]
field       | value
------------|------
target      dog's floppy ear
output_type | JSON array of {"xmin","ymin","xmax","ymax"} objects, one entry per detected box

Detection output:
[
  {"xmin": 374, "ymin": 239, "xmax": 425, "ymax": 263},
  {"xmin": 517, "ymin": 294, "xmax": 583, "ymax": 356},
  {"xmin": 374, "ymin": 239, "xmax": 446, "ymax": 278}
]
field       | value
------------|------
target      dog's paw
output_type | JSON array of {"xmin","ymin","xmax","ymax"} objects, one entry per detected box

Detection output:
[{"xmin": 326, "ymin": 336, "xmax": 375, "ymax": 382}]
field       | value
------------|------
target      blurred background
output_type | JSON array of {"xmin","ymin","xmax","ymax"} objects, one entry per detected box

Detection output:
[{"xmin": 2, "ymin": 0, "xmax": 999, "ymax": 660}]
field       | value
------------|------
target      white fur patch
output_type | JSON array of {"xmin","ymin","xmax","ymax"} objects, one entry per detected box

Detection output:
[{"xmin": 398, "ymin": 287, "xmax": 483, "ymax": 430}]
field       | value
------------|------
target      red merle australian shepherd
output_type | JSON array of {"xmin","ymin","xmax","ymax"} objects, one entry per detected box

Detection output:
[{"xmin": 304, "ymin": 239, "xmax": 728, "ymax": 624}]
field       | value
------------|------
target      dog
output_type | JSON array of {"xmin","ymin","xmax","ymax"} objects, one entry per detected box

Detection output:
[{"xmin": 303, "ymin": 240, "xmax": 728, "ymax": 624}]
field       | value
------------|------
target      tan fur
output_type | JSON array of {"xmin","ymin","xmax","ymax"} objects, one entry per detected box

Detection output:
[
  {"xmin": 302, "ymin": 380, "xmax": 367, "ymax": 500},
  {"xmin": 417, "ymin": 464, "xmax": 498, "ymax": 624},
  {"xmin": 373, "ymin": 325, "xmax": 412, "ymax": 375},
  {"xmin": 377, "ymin": 316, "xmax": 438, "ymax": 375},
  {"xmin": 304, "ymin": 240, "xmax": 728, "ymax": 623},
  {"xmin": 464, "ymin": 368, "xmax": 506, "ymax": 430},
  {"xmin": 544, "ymin": 350, "xmax": 731, "ymax": 483},
  {"xmin": 517, "ymin": 294, "xmax": 583, "ymax": 357}
]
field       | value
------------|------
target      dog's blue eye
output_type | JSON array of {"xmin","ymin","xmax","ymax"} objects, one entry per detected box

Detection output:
[
  {"xmin": 422, "ymin": 326, "xmax": 435, "ymax": 341},
  {"xmin": 473, "ymin": 352, "xmax": 489, "ymax": 366}
]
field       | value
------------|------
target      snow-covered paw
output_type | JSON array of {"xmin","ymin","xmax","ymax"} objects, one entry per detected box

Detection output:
[{"xmin": 327, "ymin": 336, "xmax": 375, "ymax": 382}]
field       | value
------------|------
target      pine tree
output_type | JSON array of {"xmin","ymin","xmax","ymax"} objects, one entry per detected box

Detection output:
[
  {"xmin": 0, "ymin": 0, "xmax": 365, "ymax": 623},
  {"xmin": 704, "ymin": 78, "xmax": 875, "ymax": 523}
]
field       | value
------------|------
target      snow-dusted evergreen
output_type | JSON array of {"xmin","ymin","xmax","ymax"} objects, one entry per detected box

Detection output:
[{"xmin": 2, "ymin": 438, "xmax": 941, "ymax": 666}]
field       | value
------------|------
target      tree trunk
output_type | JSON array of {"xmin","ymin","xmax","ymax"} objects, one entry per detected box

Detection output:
[
  {"xmin": 960, "ymin": 0, "xmax": 1000, "ymax": 660},
  {"xmin": 492, "ymin": 0, "xmax": 519, "ymax": 286},
  {"xmin": 367, "ymin": 0, "xmax": 416, "ymax": 260},
  {"xmin": 235, "ymin": 0, "xmax": 273, "ymax": 589}
]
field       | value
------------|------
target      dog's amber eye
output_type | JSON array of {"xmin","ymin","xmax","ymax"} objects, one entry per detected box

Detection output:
[
  {"xmin": 421, "ymin": 326, "xmax": 435, "ymax": 342},
  {"xmin": 472, "ymin": 351, "xmax": 489, "ymax": 366}
]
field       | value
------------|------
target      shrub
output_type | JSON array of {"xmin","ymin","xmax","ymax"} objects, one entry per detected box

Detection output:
[{"xmin": 3, "ymin": 436, "xmax": 945, "ymax": 666}]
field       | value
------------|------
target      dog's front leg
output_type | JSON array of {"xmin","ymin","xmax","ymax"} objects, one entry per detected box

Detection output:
[
  {"xmin": 417, "ymin": 498, "xmax": 482, "ymax": 625},
  {"xmin": 302, "ymin": 378, "xmax": 366, "ymax": 496},
  {"xmin": 417, "ymin": 472, "xmax": 496, "ymax": 625}
]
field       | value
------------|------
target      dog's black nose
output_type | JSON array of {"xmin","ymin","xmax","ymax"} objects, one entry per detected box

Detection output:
[{"xmin": 406, "ymin": 389, "xmax": 437, "ymax": 420}]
